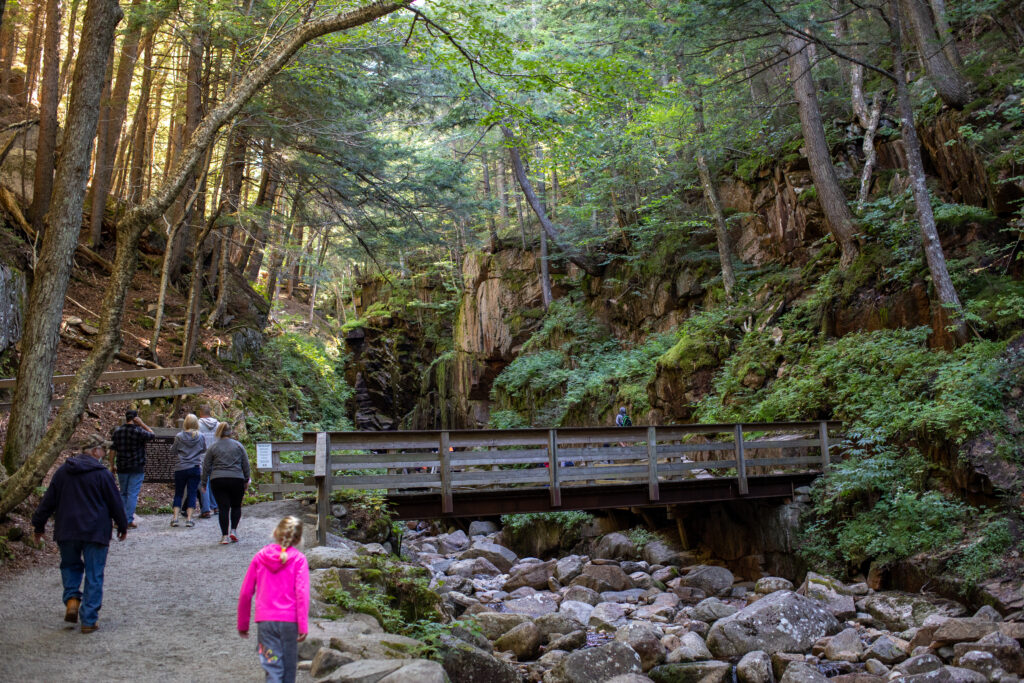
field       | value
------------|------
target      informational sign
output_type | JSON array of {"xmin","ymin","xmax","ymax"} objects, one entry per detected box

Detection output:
[
  {"xmin": 256, "ymin": 443, "xmax": 273, "ymax": 470},
  {"xmin": 142, "ymin": 436, "xmax": 178, "ymax": 483}
]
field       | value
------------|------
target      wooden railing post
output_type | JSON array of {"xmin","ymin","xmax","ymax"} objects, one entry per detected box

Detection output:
[
  {"xmin": 647, "ymin": 426, "xmax": 660, "ymax": 502},
  {"xmin": 440, "ymin": 431, "xmax": 453, "ymax": 514},
  {"xmin": 548, "ymin": 429, "xmax": 561, "ymax": 507},
  {"xmin": 271, "ymin": 448, "xmax": 282, "ymax": 502},
  {"xmin": 734, "ymin": 423, "xmax": 748, "ymax": 495},
  {"xmin": 315, "ymin": 432, "xmax": 331, "ymax": 546},
  {"xmin": 819, "ymin": 420, "xmax": 831, "ymax": 473}
]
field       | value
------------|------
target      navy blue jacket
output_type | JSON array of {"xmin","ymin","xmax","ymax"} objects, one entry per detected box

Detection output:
[{"xmin": 32, "ymin": 454, "xmax": 128, "ymax": 545}]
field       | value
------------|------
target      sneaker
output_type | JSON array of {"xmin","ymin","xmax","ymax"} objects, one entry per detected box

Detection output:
[
  {"xmin": 170, "ymin": 519, "xmax": 179, "ymax": 527},
  {"xmin": 199, "ymin": 512, "xmax": 212, "ymax": 519},
  {"xmin": 185, "ymin": 520, "xmax": 195, "ymax": 528},
  {"xmin": 229, "ymin": 532, "xmax": 239, "ymax": 543},
  {"xmin": 64, "ymin": 597, "xmax": 80, "ymax": 623},
  {"xmin": 128, "ymin": 522, "xmax": 138, "ymax": 529},
  {"xmin": 220, "ymin": 536, "xmax": 230, "ymax": 545},
  {"xmin": 81, "ymin": 624, "xmax": 98, "ymax": 634}
]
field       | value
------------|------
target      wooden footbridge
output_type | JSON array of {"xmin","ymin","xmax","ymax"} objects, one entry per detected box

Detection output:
[{"xmin": 256, "ymin": 421, "xmax": 841, "ymax": 544}]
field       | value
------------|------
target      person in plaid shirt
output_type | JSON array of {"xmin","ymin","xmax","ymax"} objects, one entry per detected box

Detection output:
[{"xmin": 110, "ymin": 410, "xmax": 155, "ymax": 529}]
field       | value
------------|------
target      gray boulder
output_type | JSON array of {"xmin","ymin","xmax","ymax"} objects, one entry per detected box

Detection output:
[
  {"xmin": 460, "ymin": 543, "xmax": 518, "ymax": 573},
  {"xmin": 379, "ymin": 659, "xmax": 450, "ymax": 683},
  {"xmin": 471, "ymin": 612, "xmax": 530, "ymax": 640},
  {"xmin": 440, "ymin": 637, "xmax": 522, "ymax": 683},
  {"xmin": 547, "ymin": 641, "xmax": 643, "ymax": 683},
  {"xmin": 590, "ymin": 602, "xmax": 628, "ymax": 632},
  {"xmin": 310, "ymin": 647, "xmax": 357, "ymax": 679},
  {"xmin": 469, "ymin": 521, "xmax": 499, "ymax": 537},
  {"xmin": 504, "ymin": 592, "xmax": 560, "ymax": 617},
  {"xmin": 549, "ymin": 630, "xmax": 588, "ymax": 652},
  {"xmin": 680, "ymin": 566, "xmax": 735, "ymax": 597},
  {"xmin": 644, "ymin": 541, "xmax": 682, "ymax": 566},
  {"xmin": 307, "ymin": 546, "xmax": 360, "ymax": 570},
  {"xmin": 615, "ymin": 621, "xmax": 667, "ymax": 671},
  {"xmin": 504, "ymin": 560, "xmax": 556, "ymax": 591},
  {"xmin": 607, "ymin": 676, "xmax": 656, "ymax": 683},
  {"xmin": 778, "ymin": 662, "xmax": 827, "ymax": 683},
  {"xmin": 648, "ymin": 660, "xmax": 731, "ymax": 683},
  {"xmin": 319, "ymin": 659, "xmax": 404, "ymax": 682},
  {"xmin": 737, "ymin": 651, "xmax": 774, "ymax": 683},
  {"xmin": 495, "ymin": 621, "xmax": 542, "ymax": 660},
  {"xmin": 555, "ymin": 555, "xmax": 587, "ymax": 583},
  {"xmin": 952, "ymin": 632, "xmax": 1024, "ymax": 675},
  {"xmin": 441, "ymin": 530, "xmax": 471, "ymax": 554},
  {"xmin": 864, "ymin": 635, "xmax": 906, "ymax": 665},
  {"xmin": 802, "ymin": 573, "xmax": 856, "ymax": 620},
  {"xmin": 896, "ymin": 655, "xmax": 945, "ymax": 676},
  {"xmin": 594, "ymin": 533, "xmax": 638, "ymax": 560},
  {"xmin": 536, "ymin": 613, "xmax": 585, "ymax": 639},
  {"xmin": 954, "ymin": 651, "xmax": 1003, "ymax": 681},
  {"xmin": 973, "ymin": 606, "xmax": 1002, "ymax": 623},
  {"xmin": 666, "ymin": 633, "xmax": 713, "ymax": 664},
  {"xmin": 692, "ymin": 598, "xmax": 739, "ymax": 623},
  {"xmin": 707, "ymin": 590, "xmax": 840, "ymax": 658},
  {"xmin": 572, "ymin": 564, "xmax": 632, "ymax": 593},
  {"xmin": 563, "ymin": 585, "xmax": 601, "ymax": 606},
  {"xmin": 559, "ymin": 600, "xmax": 596, "ymax": 625},
  {"xmin": 824, "ymin": 628, "xmax": 864, "ymax": 663},
  {"xmin": 756, "ymin": 578, "xmax": 794, "ymax": 595},
  {"xmin": 863, "ymin": 593, "xmax": 966, "ymax": 631},
  {"xmin": 448, "ymin": 557, "xmax": 502, "ymax": 578}
]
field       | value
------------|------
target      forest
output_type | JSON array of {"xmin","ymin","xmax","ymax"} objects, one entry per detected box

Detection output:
[{"xmin": 0, "ymin": 0, "xmax": 1022, "ymax": 624}]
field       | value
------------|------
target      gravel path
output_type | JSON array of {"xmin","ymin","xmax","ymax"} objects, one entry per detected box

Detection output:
[{"xmin": 0, "ymin": 499, "xmax": 315, "ymax": 682}]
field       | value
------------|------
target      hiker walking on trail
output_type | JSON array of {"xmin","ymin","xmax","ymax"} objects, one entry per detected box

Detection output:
[
  {"xmin": 31, "ymin": 434, "xmax": 128, "ymax": 633},
  {"xmin": 197, "ymin": 404, "xmax": 221, "ymax": 519},
  {"xmin": 110, "ymin": 410, "xmax": 155, "ymax": 529},
  {"xmin": 202, "ymin": 423, "xmax": 251, "ymax": 545},
  {"xmin": 238, "ymin": 516, "xmax": 310, "ymax": 683},
  {"xmin": 171, "ymin": 414, "xmax": 205, "ymax": 528},
  {"xmin": 615, "ymin": 407, "xmax": 632, "ymax": 427}
]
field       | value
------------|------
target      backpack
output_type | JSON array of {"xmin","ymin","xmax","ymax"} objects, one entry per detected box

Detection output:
[{"xmin": 619, "ymin": 415, "xmax": 632, "ymax": 427}]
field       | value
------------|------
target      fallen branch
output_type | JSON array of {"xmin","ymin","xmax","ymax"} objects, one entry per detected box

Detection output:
[{"xmin": 60, "ymin": 328, "xmax": 162, "ymax": 369}]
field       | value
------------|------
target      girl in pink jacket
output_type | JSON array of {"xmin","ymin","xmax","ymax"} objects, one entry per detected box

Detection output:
[{"xmin": 238, "ymin": 516, "xmax": 310, "ymax": 683}]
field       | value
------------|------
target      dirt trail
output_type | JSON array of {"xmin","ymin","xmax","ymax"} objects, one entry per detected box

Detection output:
[{"xmin": 0, "ymin": 499, "xmax": 314, "ymax": 683}]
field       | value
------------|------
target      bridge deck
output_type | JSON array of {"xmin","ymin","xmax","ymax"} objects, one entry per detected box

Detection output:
[{"xmin": 255, "ymin": 421, "xmax": 840, "ymax": 543}]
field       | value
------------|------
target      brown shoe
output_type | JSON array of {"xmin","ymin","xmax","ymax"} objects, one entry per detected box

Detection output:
[
  {"xmin": 64, "ymin": 597, "xmax": 81, "ymax": 623},
  {"xmin": 127, "ymin": 522, "xmax": 138, "ymax": 529},
  {"xmin": 81, "ymin": 624, "xmax": 99, "ymax": 634}
]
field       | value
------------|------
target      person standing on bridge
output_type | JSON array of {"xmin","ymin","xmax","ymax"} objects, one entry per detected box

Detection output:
[
  {"xmin": 238, "ymin": 516, "xmax": 309, "ymax": 683},
  {"xmin": 202, "ymin": 422, "xmax": 250, "ymax": 545},
  {"xmin": 110, "ymin": 409, "xmax": 155, "ymax": 529},
  {"xmin": 31, "ymin": 434, "xmax": 128, "ymax": 633}
]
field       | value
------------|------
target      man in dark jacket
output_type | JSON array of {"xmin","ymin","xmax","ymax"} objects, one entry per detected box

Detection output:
[
  {"xmin": 110, "ymin": 409, "xmax": 154, "ymax": 528},
  {"xmin": 32, "ymin": 434, "xmax": 128, "ymax": 633}
]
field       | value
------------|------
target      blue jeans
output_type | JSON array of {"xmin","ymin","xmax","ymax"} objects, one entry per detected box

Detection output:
[
  {"xmin": 257, "ymin": 621, "xmax": 298, "ymax": 683},
  {"xmin": 117, "ymin": 472, "xmax": 145, "ymax": 523},
  {"xmin": 200, "ymin": 477, "xmax": 215, "ymax": 513},
  {"xmin": 172, "ymin": 466, "xmax": 201, "ymax": 510},
  {"xmin": 58, "ymin": 540, "xmax": 109, "ymax": 626}
]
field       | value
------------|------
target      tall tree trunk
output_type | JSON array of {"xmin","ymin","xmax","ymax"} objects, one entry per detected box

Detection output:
[
  {"xmin": 0, "ymin": 3, "xmax": 17, "ymax": 92},
  {"xmin": 207, "ymin": 125, "xmax": 246, "ymax": 327},
  {"xmin": 286, "ymin": 222, "xmax": 303, "ymax": 297},
  {"xmin": 266, "ymin": 191, "xmax": 300, "ymax": 304},
  {"xmin": 784, "ymin": 33, "xmax": 860, "ymax": 265},
  {"xmin": 481, "ymin": 150, "xmax": 498, "ymax": 250},
  {"xmin": 496, "ymin": 155, "xmax": 509, "ymax": 237},
  {"xmin": 857, "ymin": 93, "xmax": 885, "ymax": 208},
  {"xmin": 0, "ymin": 0, "xmax": 409, "ymax": 516},
  {"xmin": 89, "ymin": 0, "xmax": 143, "ymax": 248},
  {"xmin": 126, "ymin": 34, "xmax": 153, "ymax": 204},
  {"xmin": 501, "ymin": 125, "xmax": 600, "ymax": 276},
  {"xmin": 1, "ymin": 0, "xmax": 123, "ymax": 475},
  {"xmin": 514, "ymin": 186, "xmax": 526, "ymax": 249},
  {"xmin": 244, "ymin": 175, "xmax": 280, "ymax": 283},
  {"xmin": 21, "ymin": 0, "xmax": 42, "ymax": 105},
  {"xmin": 28, "ymin": 0, "xmax": 60, "ymax": 232},
  {"xmin": 900, "ymin": 0, "xmax": 971, "ymax": 108},
  {"xmin": 57, "ymin": 0, "xmax": 81, "ymax": 103},
  {"xmin": 533, "ymin": 148, "xmax": 552, "ymax": 308},
  {"xmin": 694, "ymin": 88, "xmax": 736, "ymax": 300},
  {"xmin": 890, "ymin": 2, "xmax": 968, "ymax": 345},
  {"xmin": 928, "ymin": 0, "xmax": 963, "ymax": 68}
]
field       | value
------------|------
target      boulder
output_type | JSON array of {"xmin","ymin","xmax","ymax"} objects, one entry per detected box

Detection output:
[
  {"xmin": 451, "ymin": 625, "xmax": 491, "ymax": 652},
  {"xmin": 645, "ymin": 541, "xmax": 683, "ymax": 566},
  {"xmin": 548, "ymin": 630, "xmax": 588, "ymax": 652},
  {"xmin": 555, "ymin": 556, "xmax": 587, "ymax": 583},
  {"xmin": 692, "ymin": 598, "xmax": 739, "ymax": 623},
  {"xmin": 756, "ymin": 578, "xmax": 795, "ymax": 595},
  {"xmin": 863, "ymin": 660, "xmax": 889, "ymax": 676},
  {"xmin": 469, "ymin": 521, "xmax": 499, "ymax": 537},
  {"xmin": 536, "ymin": 613, "xmax": 585, "ymax": 639},
  {"xmin": 328, "ymin": 633, "xmax": 425, "ymax": 660},
  {"xmin": 941, "ymin": 666, "xmax": 988, "ymax": 683},
  {"xmin": 546, "ymin": 642, "xmax": 643, "ymax": 683},
  {"xmin": 495, "ymin": 621, "xmax": 542, "ymax": 660},
  {"xmin": 572, "ymin": 564, "xmax": 632, "ymax": 593},
  {"xmin": 737, "ymin": 651, "xmax": 774, "ymax": 683},
  {"xmin": 472, "ymin": 612, "xmax": 530, "ymax": 640},
  {"xmin": 460, "ymin": 543, "xmax": 518, "ymax": 573},
  {"xmin": 595, "ymin": 533, "xmax": 639, "ymax": 560},
  {"xmin": 863, "ymin": 593, "xmax": 967, "ymax": 632},
  {"xmin": 378, "ymin": 659, "xmax": 448, "ymax": 682},
  {"xmin": 952, "ymin": 632, "xmax": 1024, "ymax": 674},
  {"xmin": 307, "ymin": 546, "xmax": 360, "ymax": 570},
  {"xmin": 707, "ymin": 591, "xmax": 840, "ymax": 658},
  {"xmin": 824, "ymin": 628, "xmax": 864, "ymax": 663},
  {"xmin": 302, "ymin": 616, "xmax": 384, "ymax": 657},
  {"xmin": 310, "ymin": 647, "xmax": 357, "ymax": 679},
  {"xmin": 590, "ymin": 602, "xmax": 628, "ymax": 632},
  {"xmin": 603, "ymin": 589, "xmax": 649, "ymax": 604},
  {"xmin": 653, "ymin": 567, "xmax": 681, "ymax": 584},
  {"xmin": 864, "ymin": 635, "xmax": 906, "ymax": 665},
  {"xmin": 973, "ymin": 606, "xmax": 1002, "ymax": 623},
  {"xmin": 559, "ymin": 600, "xmax": 596, "ymax": 625},
  {"xmin": 563, "ymin": 585, "xmax": 601, "ymax": 606},
  {"xmin": 448, "ymin": 557, "xmax": 502, "ymax": 578},
  {"xmin": 440, "ymin": 637, "xmax": 522, "ymax": 683},
  {"xmin": 648, "ymin": 661, "xmax": 731, "ymax": 683},
  {"xmin": 606, "ymin": 676, "xmax": 657, "ymax": 683},
  {"xmin": 802, "ymin": 573, "xmax": 856, "ymax": 620},
  {"xmin": 504, "ymin": 560, "xmax": 556, "ymax": 592},
  {"xmin": 632, "ymin": 572, "xmax": 655, "ymax": 590},
  {"xmin": 680, "ymin": 566, "xmax": 735, "ymax": 598},
  {"xmin": 440, "ymin": 530, "xmax": 471, "ymax": 554},
  {"xmin": 504, "ymin": 592, "xmax": 560, "ymax": 617},
  {"xmin": 616, "ymin": 621, "xmax": 668, "ymax": 671},
  {"xmin": 896, "ymin": 654, "xmax": 944, "ymax": 675},
  {"xmin": 954, "ymin": 651, "xmax": 1003, "ymax": 681},
  {"xmin": 666, "ymin": 633, "xmax": 713, "ymax": 663},
  {"xmin": 778, "ymin": 662, "xmax": 827, "ymax": 683},
  {"xmin": 319, "ymin": 658, "xmax": 404, "ymax": 682},
  {"xmin": 933, "ymin": 620, "xmax": 1024, "ymax": 645}
]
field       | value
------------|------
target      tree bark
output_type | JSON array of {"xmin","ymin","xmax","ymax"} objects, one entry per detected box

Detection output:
[
  {"xmin": 126, "ymin": 34, "xmax": 153, "ymax": 205},
  {"xmin": 501, "ymin": 125, "xmax": 601, "ymax": 276},
  {"xmin": 481, "ymin": 150, "xmax": 499, "ymax": 251},
  {"xmin": 22, "ymin": 0, "xmax": 42, "ymax": 105},
  {"xmin": 890, "ymin": 2, "xmax": 968, "ymax": 345},
  {"xmin": 900, "ymin": 0, "xmax": 971, "ymax": 108},
  {"xmin": 266, "ymin": 190, "xmax": 300, "ymax": 304},
  {"xmin": 784, "ymin": 33, "xmax": 860, "ymax": 265},
  {"xmin": 57, "ymin": 0, "xmax": 81, "ymax": 102},
  {"xmin": 496, "ymin": 155, "xmax": 509, "ymax": 237},
  {"xmin": 533, "ymin": 148, "xmax": 553, "ymax": 308},
  {"xmin": 694, "ymin": 89, "xmax": 736, "ymax": 300},
  {"xmin": 28, "ymin": 0, "xmax": 60, "ymax": 232},
  {"xmin": 857, "ymin": 93, "xmax": 885, "ymax": 209},
  {"xmin": 0, "ymin": 0, "xmax": 409, "ymax": 514},
  {"xmin": 1, "ymin": 0, "xmax": 124, "ymax": 475},
  {"xmin": 928, "ymin": 0, "xmax": 962, "ymax": 69}
]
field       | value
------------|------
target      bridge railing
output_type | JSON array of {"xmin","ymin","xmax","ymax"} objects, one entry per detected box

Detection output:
[{"xmin": 256, "ymin": 421, "xmax": 841, "ymax": 545}]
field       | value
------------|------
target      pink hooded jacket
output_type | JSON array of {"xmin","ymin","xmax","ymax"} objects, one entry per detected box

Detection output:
[{"xmin": 237, "ymin": 544, "xmax": 310, "ymax": 634}]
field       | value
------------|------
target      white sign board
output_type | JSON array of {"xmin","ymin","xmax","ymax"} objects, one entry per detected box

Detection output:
[{"xmin": 256, "ymin": 443, "xmax": 273, "ymax": 470}]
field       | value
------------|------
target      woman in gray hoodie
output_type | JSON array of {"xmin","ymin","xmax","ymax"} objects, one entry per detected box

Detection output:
[
  {"xmin": 172, "ymin": 414, "xmax": 206, "ymax": 527},
  {"xmin": 202, "ymin": 422, "xmax": 251, "ymax": 544}
]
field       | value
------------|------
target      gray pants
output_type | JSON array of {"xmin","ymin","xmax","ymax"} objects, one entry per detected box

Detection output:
[{"xmin": 257, "ymin": 621, "xmax": 298, "ymax": 683}]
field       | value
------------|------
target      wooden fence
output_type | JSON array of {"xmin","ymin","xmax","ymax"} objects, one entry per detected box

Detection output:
[
  {"xmin": 256, "ymin": 421, "xmax": 841, "ymax": 544},
  {"xmin": 0, "ymin": 365, "xmax": 204, "ymax": 410}
]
